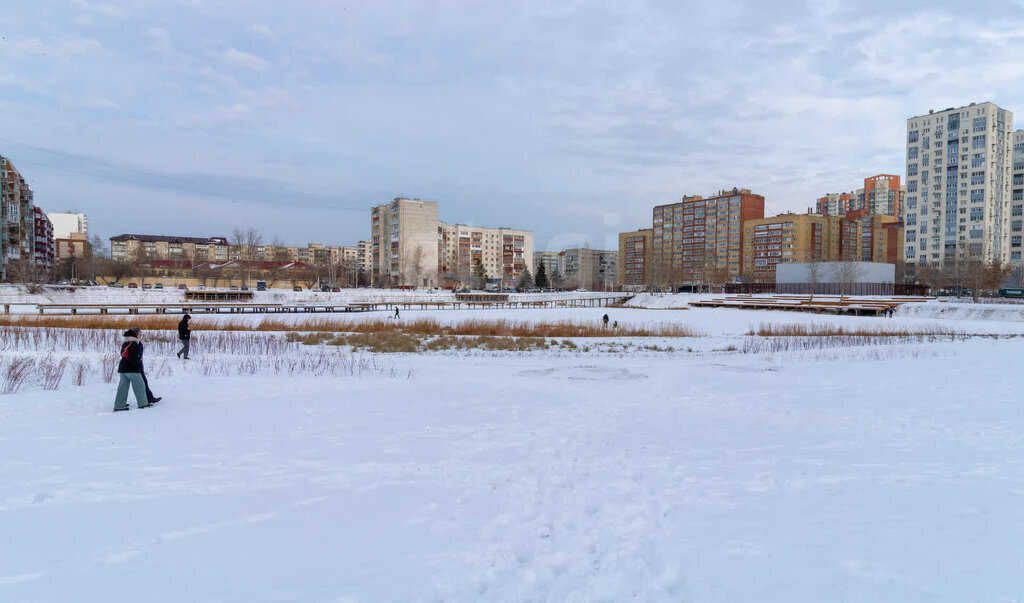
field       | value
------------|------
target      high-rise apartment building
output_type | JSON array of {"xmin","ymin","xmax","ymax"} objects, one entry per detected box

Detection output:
[
  {"xmin": 652, "ymin": 188, "xmax": 764, "ymax": 285},
  {"xmin": 904, "ymin": 102, "xmax": 1015, "ymax": 270},
  {"xmin": 816, "ymin": 175, "xmax": 905, "ymax": 219},
  {"xmin": 47, "ymin": 211, "xmax": 88, "ymax": 240},
  {"xmin": 371, "ymin": 198, "xmax": 440, "ymax": 288},
  {"xmin": 1013, "ymin": 129, "xmax": 1024, "ymax": 263},
  {"xmin": 742, "ymin": 213, "xmax": 858, "ymax": 284},
  {"xmin": 617, "ymin": 228, "xmax": 651, "ymax": 287},
  {"xmin": 32, "ymin": 207, "xmax": 54, "ymax": 272},
  {"xmin": 1, "ymin": 155, "xmax": 37, "ymax": 278}
]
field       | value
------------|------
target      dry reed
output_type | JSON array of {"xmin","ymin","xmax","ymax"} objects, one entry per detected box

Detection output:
[
  {"xmin": 0, "ymin": 315, "xmax": 701, "ymax": 338},
  {"xmin": 747, "ymin": 322, "xmax": 962, "ymax": 337}
]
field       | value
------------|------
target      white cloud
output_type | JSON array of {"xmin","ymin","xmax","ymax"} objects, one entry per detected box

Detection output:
[
  {"xmin": 249, "ymin": 24, "xmax": 274, "ymax": 39},
  {"xmin": 145, "ymin": 28, "xmax": 174, "ymax": 57},
  {"xmin": 220, "ymin": 48, "xmax": 270, "ymax": 72}
]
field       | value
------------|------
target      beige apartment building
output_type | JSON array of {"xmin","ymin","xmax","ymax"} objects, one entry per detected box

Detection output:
[
  {"xmin": 742, "ymin": 214, "xmax": 859, "ymax": 284},
  {"xmin": 617, "ymin": 228, "xmax": 652, "ymax": 288},
  {"xmin": 533, "ymin": 251, "xmax": 560, "ymax": 280},
  {"xmin": 438, "ymin": 223, "xmax": 532, "ymax": 288},
  {"xmin": 371, "ymin": 197, "xmax": 534, "ymax": 288},
  {"xmin": 371, "ymin": 198, "xmax": 440, "ymax": 288},
  {"xmin": 56, "ymin": 232, "xmax": 91, "ymax": 261},
  {"xmin": 558, "ymin": 248, "xmax": 617, "ymax": 290}
]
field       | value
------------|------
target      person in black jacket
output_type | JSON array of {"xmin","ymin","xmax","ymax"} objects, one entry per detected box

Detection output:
[
  {"xmin": 176, "ymin": 314, "xmax": 191, "ymax": 359},
  {"xmin": 113, "ymin": 329, "xmax": 151, "ymax": 411}
]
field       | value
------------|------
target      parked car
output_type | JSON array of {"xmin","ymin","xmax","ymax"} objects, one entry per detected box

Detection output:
[
  {"xmin": 197, "ymin": 285, "xmax": 206, "ymax": 290},
  {"xmin": 240, "ymin": 286, "xmax": 249, "ymax": 291},
  {"xmin": 57, "ymin": 280, "xmax": 70, "ymax": 285},
  {"xmin": 177, "ymin": 284, "xmax": 187, "ymax": 290},
  {"xmin": 293, "ymin": 286, "xmax": 302, "ymax": 291},
  {"xmin": 154, "ymin": 283, "xmax": 163, "ymax": 289},
  {"xmin": 127, "ymin": 283, "xmax": 138, "ymax": 289},
  {"xmin": 108, "ymin": 281, "xmax": 124, "ymax": 288},
  {"xmin": 229, "ymin": 285, "xmax": 239, "ymax": 290},
  {"xmin": 332, "ymin": 287, "xmax": 341, "ymax": 292},
  {"xmin": 142, "ymin": 283, "xmax": 153, "ymax": 289}
]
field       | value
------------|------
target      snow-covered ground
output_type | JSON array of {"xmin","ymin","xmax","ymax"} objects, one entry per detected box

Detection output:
[{"xmin": 3, "ymin": 295, "xmax": 1024, "ymax": 601}]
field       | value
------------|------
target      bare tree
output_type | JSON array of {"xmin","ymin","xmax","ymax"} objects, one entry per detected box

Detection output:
[
  {"xmin": 834, "ymin": 260, "xmax": 864, "ymax": 299},
  {"xmin": 6, "ymin": 259, "xmax": 53, "ymax": 293},
  {"xmin": 231, "ymin": 227, "xmax": 263, "ymax": 287},
  {"xmin": 407, "ymin": 245, "xmax": 425, "ymax": 289},
  {"xmin": 805, "ymin": 258, "xmax": 822, "ymax": 300},
  {"xmin": 963, "ymin": 259, "xmax": 1012, "ymax": 301}
]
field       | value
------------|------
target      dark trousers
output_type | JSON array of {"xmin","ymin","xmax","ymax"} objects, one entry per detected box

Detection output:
[{"xmin": 141, "ymin": 371, "xmax": 157, "ymax": 402}]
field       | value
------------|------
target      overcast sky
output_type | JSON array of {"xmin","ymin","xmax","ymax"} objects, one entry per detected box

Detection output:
[{"xmin": 3, "ymin": 0, "xmax": 1024, "ymax": 251}]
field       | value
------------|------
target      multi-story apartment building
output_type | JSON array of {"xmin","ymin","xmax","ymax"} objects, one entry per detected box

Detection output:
[
  {"xmin": 1013, "ymin": 129, "xmax": 1024, "ymax": 263},
  {"xmin": 56, "ymin": 232, "xmax": 91, "ymax": 261},
  {"xmin": 816, "ymin": 175, "xmax": 905, "ymax": 219},
  {"xmin": 438, "ymin": 223, "xmax": 533, "ymax": 287},
  {"xmin": 47, "ymin": 211, "xmax": 88, "ymax": 240},
  {"xmin": 1, "ymin": 155, "xmax": 37, "ymax": 278},
  {"xmin": 356, "ymin": 240, "xmax": 373, "ymax": 275},
  {"xmin": 371, "ymin": 197, "xmax": 534, "ymax": 288},
  {"xmin": 652, "ymin": 188, "xmax": 765, "ymax": 285},
  {"xmin": 742, "ymin": 213, "xmax": 859, "ymax": 284},
  {"xmin": 371, "ymin": 198, "xmax": 440, "ymax": 288},
  {"xmin": 847, "ymin": 210, "xmax": 904, "ymax": 264},
  {"xmin": 533, "ymin": 251, "xmax": 560, "ymax": 281},
  {"xmin": 110, "ymin": 234, "xmax": 231, "ymax": 263},
  {"xmin": 32, "ymin": 207, "xmax": 54, "ymax": 272},
  {"xmin": 617, "ymin": 228, "xmax": 651, "ymax": 287},
  {"xmin": 816, "ymin": 192, "xmax": 856, "ymax": 216},
  {"xmin": 557, "ymin": 248, "xmax": 617, "ymax": 290},
  {"xmin": 904, "ymin": 102, "xmax": 1015, "ymax": 271}
]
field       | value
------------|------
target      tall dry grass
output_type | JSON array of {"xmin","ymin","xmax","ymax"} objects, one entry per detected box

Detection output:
[
  {"xmin": 0, "ymin": 315, "xmax": 701, "ymax": 338},
  {"xmin": 747, "ymin": 322, "xmax": 962, "ymax": 337}
]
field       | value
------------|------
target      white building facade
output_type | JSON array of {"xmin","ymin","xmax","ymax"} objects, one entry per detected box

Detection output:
[
  {"xmin": 904, "ymin": 102, "xmax": 1015, "ymax": 271},
  {"xmin": 47, "ymin": 211, "xmax": 88, "ymax": 240}
]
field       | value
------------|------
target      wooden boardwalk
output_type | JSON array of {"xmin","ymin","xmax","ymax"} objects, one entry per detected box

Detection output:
[
  {"xmin": 689, "ymin": 294, "xmax": 931, "ymax": 316},
  {"xmin": 22, "ymin": 293, "xmax": 633, "ymax": 316}
]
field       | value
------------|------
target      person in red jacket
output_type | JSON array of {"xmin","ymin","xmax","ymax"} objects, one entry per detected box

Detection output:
[{"xmin": 113, "ymin": 328, "xmax": 151, "ymax": 412}]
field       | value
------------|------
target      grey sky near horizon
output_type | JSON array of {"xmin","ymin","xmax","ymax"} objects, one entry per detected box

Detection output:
[{"xmin": 3, "ymin": 0, "xmax": 1024, "ymax": 251}]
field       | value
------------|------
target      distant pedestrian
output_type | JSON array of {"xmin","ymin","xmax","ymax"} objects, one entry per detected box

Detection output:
[
  {"xmin": 612, "ymin": 320, "xmax": 618, "ymax": 329},
  {"xmin": 602, "ymin": 313, "xmax": 609, "ymax": 328},
  {"xmin": 113, "ymin": 329, "xmax": 151, "ymax": 412},
  {"xmin": 177, "ymin": 314, "xmax": 191, "ymax": 359},
  {"xmin": 394, "ymin": 307, "xmax": 400, "ymax": 319}
]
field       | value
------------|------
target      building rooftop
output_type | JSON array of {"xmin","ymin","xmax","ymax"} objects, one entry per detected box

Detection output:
[{"xmin": 110, "ymin": 234, "xmax": 228, "ymax": 245}]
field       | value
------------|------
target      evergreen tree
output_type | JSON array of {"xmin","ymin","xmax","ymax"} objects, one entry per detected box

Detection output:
[
  {"xmin": 535, "ymin": 263, "xmax": 549, "ymax": 289},
  {"xmin": 517, "ymin": 267, "xmax": 534, "ymax": 290}
]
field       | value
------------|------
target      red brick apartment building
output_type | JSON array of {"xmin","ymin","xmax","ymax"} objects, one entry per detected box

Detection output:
[{"xmin": 652, "ymin": 189, "xmax": 765, "ymax": 285}]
